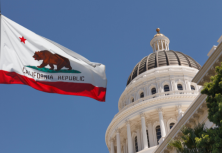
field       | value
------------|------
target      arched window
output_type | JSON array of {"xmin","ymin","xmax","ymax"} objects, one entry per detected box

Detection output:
[
  {"xmin": 132, "ymin": 98, "xmax": 134, "ymax": 102},
  {"xmin": 177, "ymin": 84, "xmax": 183, "ymax": 94},
  {"xmin": 140, "ymin": 92, "xmax": 144, "ymax": 98},
  {"xmin": 177, "ymin": 84, "xmax": 183, "ymax": 90},
  {"xmin": 156, "ymin": 126, "xmax": 161, "ymax": 144},
  {"xmin": 164, "ymin": 85, "xmax": 170, "ymax": 95},
  {"xmin": 164, "ymin": 85, "xmax": 170, "ymax": 92},
  {"xmin": 135, "ymin": 136, "xmax": 138, "ymax": 152},
  {"xmin": 146, "ymin": 130, "xmax": 150, "ymax": 148},
  {"xmin": 151, "ymin": 88, "xmax": 156, "ymax": 95},
  {"xmin": 170, "ymin": 123, "xmax": 175, "ymax": 129},
  {"xmin": 191, "ymin": 85, "xmax": 195, "ymax": 90}
]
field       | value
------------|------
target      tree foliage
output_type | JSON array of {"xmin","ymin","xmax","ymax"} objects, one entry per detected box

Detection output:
[
  {"xmin": 200, "ymin": 63, "xmax": 222, "ymax": 152},
  {"xmin": 201, "ymin": 63, "xmax": 222, "ymax": 127},
  {"xmin": 169, "ymin": 123, "xmax": 212, "ymax": 153}
]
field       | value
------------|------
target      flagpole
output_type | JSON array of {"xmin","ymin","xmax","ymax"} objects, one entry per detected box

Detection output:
[
  {"xmin": 0, "ymin": 0, "xmax": 1, "ymax": 60},
  {"xmin": 0, "ymin": 1, "xmax": 1, "ymax": 61}
]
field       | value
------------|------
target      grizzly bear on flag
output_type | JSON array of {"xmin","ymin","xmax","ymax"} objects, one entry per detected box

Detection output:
[{"xmin": 33, "ymin": 50, "xmax": 72, "ymax": 71}]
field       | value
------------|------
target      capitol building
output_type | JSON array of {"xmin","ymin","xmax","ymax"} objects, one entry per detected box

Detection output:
[{"xmin": 105, "ymin": 29, "xmax": 222, "ymax": 153}]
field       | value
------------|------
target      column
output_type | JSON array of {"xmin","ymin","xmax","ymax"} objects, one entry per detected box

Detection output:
[
  {"xmin": 184, "ymin": 80, "xmax": 190, "ymax": 94},
  {"xmin": 170, "ymin": 79, "xmax": 175, "ymax": 91},
  {"xmin": 126, "ymin": 120, "xmax": 133, "ymax": 153},
  {"xmin": 157, "ymin": 41, "xmax": 159, "ymax": 51},
  {"xmin": 174, "ymin": 81, "xmax": 178, "ymax": 91},
  {"xmin": 164, "ymin": 118, "xmax": 168, "ymax": 134},
  {"xmin": 140, "ymin": 113, "xmax": 148, "ymax": 149},
  {"xmin": 116, "ymin": 129, "xmax": 121, "ymax": 153},
  {"xmin": 147, "ymin": 121, "xmax": 154, "ymax": 147},
  {"xmin": 184, "ymin": 80, "xmax": 188, "ymax": 90},
  {"xmin": 136, "ymin": 126, "xmax": 142, "ymax": 151},
  {"xmin": 161, "ymin": 40, "xmax": 163, "ymax": 50},
  {"xmin": 156, "ymin": 81, "xmax": 160, "ymax": 93},
  {"xmin": 110, "ymin": 139, "xmax": 114, "ymax": 153},
  {"xmin": 154, "ymin": 43, "xmax": 156, "ymax": 52},
  {"xmin": 173, "ymin": 80, "xmax": 178, "ymax": 94},
  {"xmin": 125, "ymin": 139, "xmax": 128, "ymax": 153},
  {"xmin": 156, "ymin": 81, "xmax": 162, "ymax": 97},
  {"xmin": 163, "ymin": 41, "xmax": 165, "ymax": 50},
  {"xmin": 123, "ymin": 140, "xmax": 126, "ymax": 153},
  {"xmin": 157, "ymin": 108, "xmax": 166, "ymax": 138},
  {"xmin": 187, "ymin": 81, "xmax": 191, "ymax": 91}
]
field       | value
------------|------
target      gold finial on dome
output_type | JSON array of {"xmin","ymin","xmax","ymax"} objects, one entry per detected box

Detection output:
[{"xmin": 156, "ymin": 28, "xmax": 160, "ymax": 33}]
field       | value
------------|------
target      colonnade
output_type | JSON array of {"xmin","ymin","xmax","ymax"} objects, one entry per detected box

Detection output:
[
  {"xmin": 153, "ymin": 39, "xmax": 169, "ymax": 52},
  {"xmin": 109, "ymin": 106, "xmax": 184, "ymax": 153},
  {"xmin": 109, "ymin": 107, "xmax": 180, "ymax": 153}
]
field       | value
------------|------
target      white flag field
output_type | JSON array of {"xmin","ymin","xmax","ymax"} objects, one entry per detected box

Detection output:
[{"xmin": 0, "ymin": 15, "xmax": 107, "ymax": 102}]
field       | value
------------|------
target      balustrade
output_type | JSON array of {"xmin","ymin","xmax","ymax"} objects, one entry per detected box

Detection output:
[{"xmin": 117, "ymin": 90, "xmax": 199, "ymax": 117}]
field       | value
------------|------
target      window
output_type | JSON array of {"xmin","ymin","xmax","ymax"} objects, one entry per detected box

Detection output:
[
  {"xmin": 151, "ymin": 88, "xmax": 156, "ymax": 95},
  {"xmin": 177, "ymin": 84, "xmax": 183, "ymax": 90},
  {"xmin": 170, "ymin": 123, "xmax": 175, "ymax": 129},
  {"xmin": 156, "ymin": 126, "xmax": 161, "ymax": 144},
  {"xmin": 164, "ymin": 85, "xmax": 170, "ymax": 92},
  {"xmin": 191, "ymin": 85, "xmax": 195, "ymax": 90},
  {"xmin": 164, "ymin": 85, "xmax": 170, "ymax": 95},
  {"xmin": 132, "ymin": 98, "xmax": 134, "ymax": 102},
  {"xmin": 177, "ymin": 84, "xmax": 183, "ymax": 94},
  {"xmin": 146, "ymin": 130, "xmax": 150, "ymax": 148},
  {"xmin": 135, "ymin": 136, "xmax": 138, "ymax": 152},
  {"xmin": 140, "ymin": 92, "xmax": 144, "ymax": 98}
]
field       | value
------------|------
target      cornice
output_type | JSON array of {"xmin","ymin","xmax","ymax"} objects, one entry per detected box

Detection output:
[{"xmin": 105, "ymin": 94, "xmax": 198, "ymax": 147}]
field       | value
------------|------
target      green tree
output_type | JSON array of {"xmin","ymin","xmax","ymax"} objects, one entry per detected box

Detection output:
[
  {"xmin": 201, "ymin": 63, "xmax": 222, "ymax": 127},
  {"xmin": 195, "ymin": 127, "xmax": 221, "ymax": 153},
  {"xmin": 169, "ymin": 123, "xmax": 211, "ymax": 153},
  {"xmin": 200, "ymin": 63, "xmax": 222, "ymax": 152}
]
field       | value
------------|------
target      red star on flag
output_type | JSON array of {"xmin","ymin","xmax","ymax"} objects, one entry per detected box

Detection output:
[{"xmin": 19, "ymin": 36, "xmax": 26, "ymax": 44}]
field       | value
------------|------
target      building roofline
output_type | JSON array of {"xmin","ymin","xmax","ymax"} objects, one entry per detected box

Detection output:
[{"xmin": 192, "ymin": 41, "xmax": 222, "ymax": 85}]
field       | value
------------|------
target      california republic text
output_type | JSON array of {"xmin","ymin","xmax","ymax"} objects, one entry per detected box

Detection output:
[{"xmin": 22, "ymin": 67, "xmax": 84, "ymax": 81}]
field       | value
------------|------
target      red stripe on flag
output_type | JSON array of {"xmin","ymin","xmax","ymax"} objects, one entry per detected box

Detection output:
[{"xmin": 0, "ymin": 70, "xmax": 106, "ymax": 102}]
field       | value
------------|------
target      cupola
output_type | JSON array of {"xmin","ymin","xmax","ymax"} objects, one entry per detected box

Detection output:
[
  {"xmin": 126, "ymin": 28, "xmax": 201, "ymax": 86},
  {"xmin": 150, "ymin": 28, "xmax": 170, "ymax": 52}
]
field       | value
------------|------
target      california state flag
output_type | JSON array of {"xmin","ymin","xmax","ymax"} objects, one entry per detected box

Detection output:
[{"xmin": 0, "ymin": 15, "xmax": 107, "ymax": 101}]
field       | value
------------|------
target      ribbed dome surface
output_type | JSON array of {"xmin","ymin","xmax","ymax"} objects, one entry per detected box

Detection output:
[{"xmin": 126, "ymin": 50, "xmax": 201, "ymax": 86}]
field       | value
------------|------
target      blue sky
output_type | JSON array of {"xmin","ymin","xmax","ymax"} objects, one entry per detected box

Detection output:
[{"xmin": 1, "ymin": 1, "xmax": 222, "ymax": 153}]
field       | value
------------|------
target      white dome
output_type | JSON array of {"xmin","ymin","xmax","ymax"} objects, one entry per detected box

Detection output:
[{"xmin": 105, "ymin": 30, "xmax": 201, "ymax": 153}]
